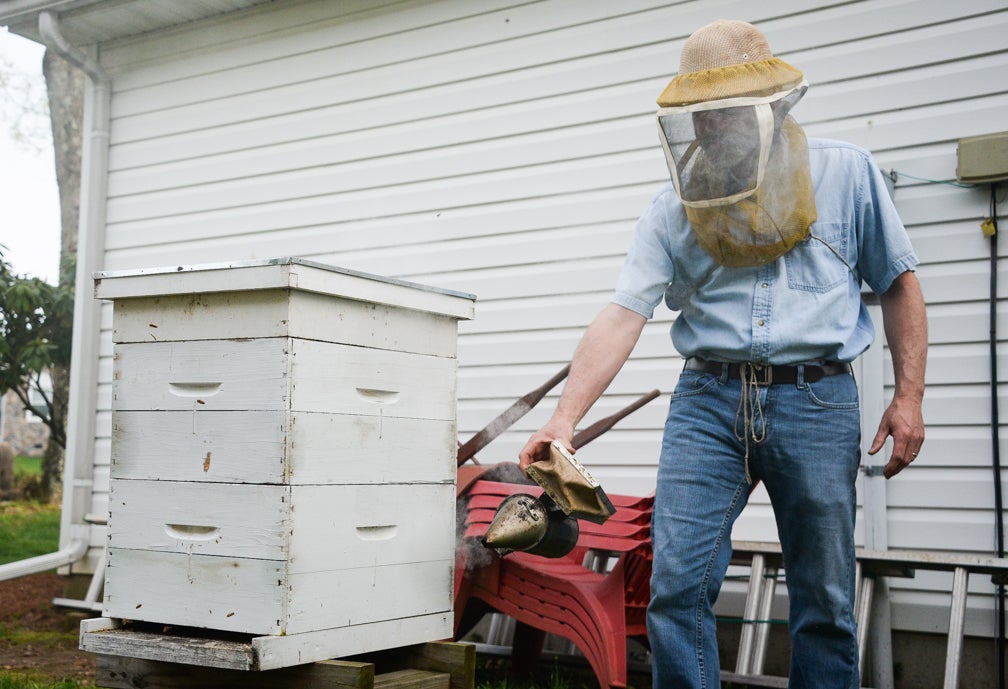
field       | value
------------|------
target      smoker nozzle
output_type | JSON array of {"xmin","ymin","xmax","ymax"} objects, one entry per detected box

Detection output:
[{"xmin": 481, "ymin": 493, "xmax": 579, "ymax": 558}]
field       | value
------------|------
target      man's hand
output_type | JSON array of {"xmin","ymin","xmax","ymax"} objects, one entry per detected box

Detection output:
[
  {"xmin": 869, "ymin": 394, "xmax": 924, "ymax": 478},
  {"xmin": 518, "ymin": 423, "xmax": 574, "ymax": 474}
]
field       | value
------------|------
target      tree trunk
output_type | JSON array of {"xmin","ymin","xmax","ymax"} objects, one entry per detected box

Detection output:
[
  {"xmin": 40, "ymin": 363, "xmax": 69, "ymax": 501},
  {"xmin": 41, "ymin": 50, "xmax": 84, "ymax": 502},
  {"xmin": 43, "ymin": 49, "xmax": 84, "ymax": 260},
  {"xmin": 0, "ymin": 441, "xmax": 13, "ymax": 495}
]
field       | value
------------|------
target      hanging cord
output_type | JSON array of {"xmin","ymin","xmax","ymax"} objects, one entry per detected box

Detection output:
[
  {"xmin": 734, "ymin": 363, "xmax": 768, "ymax": 484},
  {"xmin": 988, "ymin": 182, "xmax": 1005, "ymax": 689},
  {"xmin": 809, "ymin": 234, "xmax": 857, "ymax": 278}
]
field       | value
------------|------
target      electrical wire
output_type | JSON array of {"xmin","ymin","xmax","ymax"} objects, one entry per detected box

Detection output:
[
  {"xmin": 989, "ymin": 182, "xmax": 1005, "ymax": 689},
  {"xmin": 888, "ymin": 169, "xmax": 976, "ymax": 189}
]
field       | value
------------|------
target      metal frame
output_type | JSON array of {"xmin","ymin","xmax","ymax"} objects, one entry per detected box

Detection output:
[{"xmin": 727, "ymin": 541, "xmax": 1008, "ymax": 689}]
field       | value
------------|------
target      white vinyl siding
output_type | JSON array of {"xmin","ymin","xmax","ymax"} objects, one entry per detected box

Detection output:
[{"xmin": 73, "ymin": 0, "xmax": 1008, "ymax": 637}]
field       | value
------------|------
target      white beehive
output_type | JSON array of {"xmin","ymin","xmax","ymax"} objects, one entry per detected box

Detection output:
[{"xmin": 94, "ymin": 258, "xmax": 475, "ymax": 666}]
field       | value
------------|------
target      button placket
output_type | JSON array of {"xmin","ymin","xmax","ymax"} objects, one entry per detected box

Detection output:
[{"xmin": 750, "ymin": 265, "xmax": 775, "ymax": 362}]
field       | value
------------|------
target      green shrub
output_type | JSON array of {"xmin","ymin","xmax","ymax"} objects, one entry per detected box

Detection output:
[{"xmin": 8, "ymin": 457, "xmax": 46, "ymax": 501}]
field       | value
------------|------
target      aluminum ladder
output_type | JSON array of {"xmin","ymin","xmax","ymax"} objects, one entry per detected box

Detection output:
[{"xmin": 724, "ymin": 541, "xmax": 1008, "ymax": 689}]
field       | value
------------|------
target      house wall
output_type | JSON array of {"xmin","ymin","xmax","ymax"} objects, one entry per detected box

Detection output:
[{"xmin": 73, "ymin": 0, "xmax": 1008, "ymax": 640}]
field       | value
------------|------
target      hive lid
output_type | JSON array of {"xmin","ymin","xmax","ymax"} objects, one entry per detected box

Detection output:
[{"xmin": 94, "ymin": 257, "xmax": 476, "ymax": 320}]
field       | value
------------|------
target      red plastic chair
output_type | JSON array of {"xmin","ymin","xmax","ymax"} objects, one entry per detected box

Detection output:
[{"xmin": 454, "ymin": 477, "xmax": 653, "ymax": 689}]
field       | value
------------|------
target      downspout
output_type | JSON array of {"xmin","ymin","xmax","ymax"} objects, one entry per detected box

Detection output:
[
  {"xmin": 0, "ymin": 10, "xmax": 111, "ymax": 582},
  {"xmin": 0, "ymin": 525, "xmax": 90, "ymax": 581},
  {"xmin": 858, "ymin": 165, "xmax": 901, "ymax": 689},
  {"xmin": 859, "ymin": 294, "xmax": 895, "ymax": 689}
]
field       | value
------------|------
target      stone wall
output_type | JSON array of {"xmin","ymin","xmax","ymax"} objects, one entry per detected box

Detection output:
[{"xmin": 0, "ymin": 390, "xmax": 49, "ymax": 457}]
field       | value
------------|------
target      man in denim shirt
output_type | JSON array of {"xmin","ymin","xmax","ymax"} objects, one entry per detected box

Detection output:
[{"xmin": 519, "ymin": 19, "xmax": 926, "ymax": 689}]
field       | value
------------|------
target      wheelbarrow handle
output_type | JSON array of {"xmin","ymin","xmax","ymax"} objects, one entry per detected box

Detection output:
[
  {"xmin": 572, "ymin": 389, "xmax": 662, "ymax": 449},
  {"xmin": 457, "ymin": 363, "xmax": 571, "ymax": 466}
]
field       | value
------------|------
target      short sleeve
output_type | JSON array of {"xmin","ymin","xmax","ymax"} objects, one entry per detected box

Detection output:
[
  {"xmin": 612, "ymin": 191, "xmax": 677, "ymax": 319},
  {"xmin": 856, "ymin": 155, "xmax": 919, "ymax": 295}
]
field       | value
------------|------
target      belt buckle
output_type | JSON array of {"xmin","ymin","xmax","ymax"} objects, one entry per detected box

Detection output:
[{"xmin": 751, "ymin": 363, "xmax": 773, "ymax": 387}]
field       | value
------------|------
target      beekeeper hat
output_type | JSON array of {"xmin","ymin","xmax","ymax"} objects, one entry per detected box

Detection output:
[
  {"xmin": 657, "ymin": 19, "xmax": 805, "ymax": 107},
  {"xmin": 654, "ymin": 19, "xmax": 817, "ymax": 268}
]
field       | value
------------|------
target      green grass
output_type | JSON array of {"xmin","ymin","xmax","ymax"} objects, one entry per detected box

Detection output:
[
  {"xmin": 0, "ymin": 624, "xmax": 77, "ymax": 647},
  {"xmin": 473, "ymin": 655, "xmax": 616, "ymax": 689},
  {"xmin": 0, "ymin": 457, "xmax": 83, "ymax": 689},
  {"xmin": 476, "ymin": 674, "xmax": 578, "ymax": 689},
  {"xmin": 0, "ymin": 462, "xmax": 90, "ymax": 689},
  {"xmin": 0, "ymin": 502, "xmax": 60, "ymax": 565},
  {"xmin": 12, "ymin": 457, "xmax": 42, "ymax": 477},
  {"xmin": 0, "ymin": 676, "xmax": 93, "ymax": 689},
  {"xmin": 476, "ymin": 678, "xmax": 577, "ymax": 689}
]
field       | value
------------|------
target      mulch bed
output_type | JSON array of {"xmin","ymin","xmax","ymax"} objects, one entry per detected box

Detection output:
[{"xmin": 0, "ymin": 571, "xmax": 96, "ymax": 682}]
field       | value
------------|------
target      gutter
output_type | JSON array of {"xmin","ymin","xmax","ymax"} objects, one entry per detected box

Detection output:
[
  {"xmin": 0, "ymin": 10, "xmax": 113, "ymax": 582},
  {"xmin": 38, "ymin": 10, "xmax": 108, "ymax": 83},
  {"xmin": 0, "ymin": 1, "xmax": 100, "ymax": 24}
]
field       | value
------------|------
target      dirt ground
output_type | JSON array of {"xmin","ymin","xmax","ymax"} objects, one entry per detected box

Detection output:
[
  {"xmin": 0, "ymin": 572, "xmax": 637, "ymax": 689},
  {"xmin": 0, "ymin": 571, "xmax": 96, "ymax": 682}
]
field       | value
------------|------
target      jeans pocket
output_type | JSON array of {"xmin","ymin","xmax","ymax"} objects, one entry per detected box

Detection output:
[
  {"xmin": 803, "ymin": 373, "xmax": 859, "ymax": 409},
  {"xmin": 670, "ymin": 369, "xmax": 720, "ymax": 400}
]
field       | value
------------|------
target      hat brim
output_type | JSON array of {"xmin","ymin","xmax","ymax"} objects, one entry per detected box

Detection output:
[{"xmin": 657, "ymin": 57, "xmax": 805, "ymax": 107}]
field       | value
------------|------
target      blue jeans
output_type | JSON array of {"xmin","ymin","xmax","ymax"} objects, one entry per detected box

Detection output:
[{"xmin": 647, "ymin": 365, "xmax": 861, "ymax": 689}]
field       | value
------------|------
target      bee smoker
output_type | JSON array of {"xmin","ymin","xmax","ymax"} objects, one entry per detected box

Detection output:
[
  {"xmin": 481, "ymin": 440, "xmax": 616, "ymax": 558},
  {"xmin": 480, "ymin": 492, "xmax": 580, "ymax": 558}
]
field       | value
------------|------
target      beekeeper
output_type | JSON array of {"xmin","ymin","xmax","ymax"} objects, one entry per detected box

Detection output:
[{"xmin": 520, "ymin": 19, "xmax": 926, "ymax": 689}]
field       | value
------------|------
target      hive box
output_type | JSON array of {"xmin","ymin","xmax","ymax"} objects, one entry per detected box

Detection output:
[{"xmin": 93, "ymin": 258, "xmax": 475, "ymax": 668}]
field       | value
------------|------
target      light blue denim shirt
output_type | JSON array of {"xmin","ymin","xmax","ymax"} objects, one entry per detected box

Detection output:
[{"xmin": 613, "ymin": 138, "xmax": 919, "ymax": 365}]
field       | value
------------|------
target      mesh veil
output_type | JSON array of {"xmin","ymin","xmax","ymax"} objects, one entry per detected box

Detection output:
[{"xmin": 684, "ymin": 116, "xmax": 816, "ymax": 267}]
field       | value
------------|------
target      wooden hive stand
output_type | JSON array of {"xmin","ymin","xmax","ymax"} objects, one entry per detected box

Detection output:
[{"xmin": 89, "ymin": 632, "xmax": 474, "ymax": 689}]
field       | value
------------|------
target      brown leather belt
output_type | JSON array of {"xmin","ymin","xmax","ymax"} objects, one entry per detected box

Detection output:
[{"xmin": 683, "ymin": 357, "xmax": 851, "ymax": 385}]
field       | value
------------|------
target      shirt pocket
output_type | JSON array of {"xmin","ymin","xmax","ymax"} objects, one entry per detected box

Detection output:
[{"xmin": 784, "ymin": 223, "xmax": 850, "ymax": 294}]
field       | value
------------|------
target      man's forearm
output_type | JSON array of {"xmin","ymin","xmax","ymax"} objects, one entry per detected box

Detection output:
[
  {"xmin": 518, "ymin": 303, "xmax": 647, "ymax": 470},
  {"xmin": 552, "ymin": 303, "xmax": 648, "ymax": 430},
  {"xmin": 879, "ymin": 270, "xmax": 928, "ymax": 401}
]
